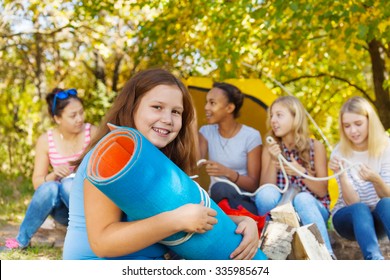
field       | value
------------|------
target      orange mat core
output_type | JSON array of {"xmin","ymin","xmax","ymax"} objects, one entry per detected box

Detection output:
[{"xmin": 96, "ymin": 135, "xmax": 135, "ymax": 178}]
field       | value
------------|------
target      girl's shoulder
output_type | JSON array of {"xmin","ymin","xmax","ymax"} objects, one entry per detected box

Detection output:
[
  {"xmin": 35, "ymin": 131, "xmax": 51, "ymax": 152},
  {"xmin": 311, "ymin": 138, "xmax": 323, "ymax": 146},
  {"xmin": 311, "ymin": 138, "xmax": 326, "ymax": 153},
  {"xmin": 241, "ymin": 124, "xmax": 260, "ymax": 134},
  {"xmin": 383, "ymin": 137, "xmax": 390, "ymax": 155},
  {"xmin": 87, "ymin": 123, "xmax": 98, "ymax": 137},
  {"xmin": 199, "ymin": 124, "xmax": 218, "ymax": 134}
]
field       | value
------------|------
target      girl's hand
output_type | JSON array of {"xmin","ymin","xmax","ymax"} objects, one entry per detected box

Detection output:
[
  {"xmin": 329, "ymin": 156, "xmax": 343, "ymax": 173},
  {"xmin": 359, "ymin": 164, "xmax": 381, "ymax": 183},
  {"xmin": 267, "ymin": 142, "xmax": 282, "ymax": 162},
  {"xmin": 203, "ymin": 160, "xmax": 229, "ymax": 178},
  {"xmin": 53, "ymin": 164, "xmax": 72, "ymax": 179},
  {"xmin": 230, "ymin": 217, "xmax": 259, "ymax": 260},
  {"xmin": 282, "ymin": 154, "xmax": 306, "ymax": 177},
  {"xmin": 175, "ymin": 202, "xmax": 217, "ymax": 233}
]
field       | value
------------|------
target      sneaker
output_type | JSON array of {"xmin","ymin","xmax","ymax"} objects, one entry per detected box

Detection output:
[{"xmin": 0, "ymin": 238, "xmax": 21, "ymax": 252}]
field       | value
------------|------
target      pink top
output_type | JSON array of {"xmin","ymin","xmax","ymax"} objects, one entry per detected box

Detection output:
[{"xmin": 47, "ymin": 123, "xmax": 91, "ymax": 172}]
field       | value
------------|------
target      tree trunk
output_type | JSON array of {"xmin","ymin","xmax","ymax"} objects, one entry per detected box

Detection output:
[
  {"xmin": 112, "ymin": 54, "xmax": 123, "ymax": 92},
  {"xmin": 93, "ymin": 51, "xmax": 106, "ymax": 87},
  {"xmin": 368, "ymin": 39, "xmax": 390, "ymax": 130}
]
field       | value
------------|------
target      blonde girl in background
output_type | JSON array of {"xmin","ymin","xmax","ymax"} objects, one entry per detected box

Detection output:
[
  {"xmin": 329, "ymin": 96, "xmax": 390, "ymax": 260},
  {"xmin": 254, "ymin": 96, "xmax": 335, "ymax": 259}
]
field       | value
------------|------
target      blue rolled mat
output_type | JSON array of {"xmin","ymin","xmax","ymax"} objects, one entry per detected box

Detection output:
[{"xmin": 86, "ymin": 126, "xmax": 267, "ymax": 260}]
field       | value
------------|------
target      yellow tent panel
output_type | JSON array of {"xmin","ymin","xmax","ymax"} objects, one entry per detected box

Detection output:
[{"xmin": 185, "ymin": 77, "xmax": 277, "ymax": 140}]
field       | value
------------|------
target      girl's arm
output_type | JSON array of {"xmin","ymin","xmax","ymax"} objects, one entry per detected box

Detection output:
[
  {"xmin": 237, "ymin": 145, "xmax": 262, "ymax": 192},
  {"xmin": 359, "ymin": 164, "xmax": 390, "ymax": 198},
  {"xmin": 260, "ymin": 144, "xmax": 278, "ymax": 185},
  {"xmin": 301, "ymin": 140, "xmax": 328, "ymax": 197},
  {"xmin": 202, "ymin": 145, "xmax": 262, "ymax": 192},
  {"xmin": 32, "ymin": 134, "xmax": 57, "ymax": 189},
  {"xmin": 84, "ymin": 180, "xmax": 217, "ymax": 258},
  {"xmin": 198, "ymin": 133, "xmax": 208, "ymax": 160},
  {"xmin": 329, "ymin": 156, "xmax": 360, "ymax": 204}
]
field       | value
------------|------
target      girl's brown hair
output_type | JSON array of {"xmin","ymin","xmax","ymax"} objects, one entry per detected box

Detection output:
[{"xmin": 74, "ymin": 68, "xmax": 197, "ymax": 174}]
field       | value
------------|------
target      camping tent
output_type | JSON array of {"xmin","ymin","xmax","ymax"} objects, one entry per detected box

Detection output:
[{"xmin": 186, "ymin": 77, "xmax": 277, "ymax": 140}]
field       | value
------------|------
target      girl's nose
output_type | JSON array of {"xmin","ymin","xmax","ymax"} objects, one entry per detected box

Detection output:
[{"xmin": 161, "ymin": 111, "xmax": 173, "ymax": 125}]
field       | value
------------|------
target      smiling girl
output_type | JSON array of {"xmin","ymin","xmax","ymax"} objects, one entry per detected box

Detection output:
[{"xmin": 63, "ymin": 69, "xmax": 260, "ymax": 260}]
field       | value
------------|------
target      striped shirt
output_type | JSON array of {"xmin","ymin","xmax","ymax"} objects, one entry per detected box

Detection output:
[
  {"xmin": 48, "ymin": 123, "xmax": 92, "ymax": 172},
  {"xmin": 331, "ymin": 138, "xmax": 390, "ymax": 214},
  {"xmin": 276, "ymin": 138, "xmax": 331, "ymax": 210}
]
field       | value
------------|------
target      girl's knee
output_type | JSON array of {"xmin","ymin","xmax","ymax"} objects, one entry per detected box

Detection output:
[
  {"xmin": 376, "ymin": 197, "xmax": 390, "ymax": 211},
  {"xmin": 293, "ymin": 192, "xmax": 315, "ymax": 206},
  {"xmin": 349, "ymin": 202, "xmax": 370, "ymax": 213},
  {"xmin": 60, "ymin": 179, "xmax": 73, "ymax": 195},
  {"xmin": 255, "ymin": 186, "xmax": 281, "ymax": 215},
  {"xmin": 36, "ymin": 182, "xmax": 60, "ymax": 201},
  {"xmin": 209, "ymin": 182, "xmax": 237, "ymax": 203}
]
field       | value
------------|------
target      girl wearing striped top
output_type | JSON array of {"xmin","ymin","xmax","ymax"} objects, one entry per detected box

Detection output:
[
  {"xmin": 329, "ymin": 96, "xmax": 390, "ymax": 260},
  {"xmin": 3, "ymin": 88, "xmax": 96, "ymax": 250}
]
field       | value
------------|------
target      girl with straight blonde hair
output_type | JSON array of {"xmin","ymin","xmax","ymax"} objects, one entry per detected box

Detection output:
[
  {"xmin": 255, "ymin": 96, "xmax": 335, "ymax": 258},
  {"xmin": 329, "ymin": 96, "xmax": 390, "ymax": 260}
]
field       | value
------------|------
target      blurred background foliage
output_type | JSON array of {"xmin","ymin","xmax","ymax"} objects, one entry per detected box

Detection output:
[{"xmin": 0, "ymin": 0, "xmax": 389, "ymax": 181}]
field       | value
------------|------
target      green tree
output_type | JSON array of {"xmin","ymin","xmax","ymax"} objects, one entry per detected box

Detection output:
[{"xmin": 0, "ymin": 0, "xmax": 388, "ymax": 177}]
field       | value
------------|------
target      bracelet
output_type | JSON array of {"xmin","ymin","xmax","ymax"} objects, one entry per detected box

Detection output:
[{"xmin": 232, "ymin": 171, "xmax": 240, "ymax": 183}]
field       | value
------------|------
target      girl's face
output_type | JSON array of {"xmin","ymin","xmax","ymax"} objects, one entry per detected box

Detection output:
[
  {"xmin": 54, "ymin": 99, "xmax": 85, "ymax": 134},
  {"xmin": 270, "ymin": 103, "xmax": 294, "ymax": 138},
  {"xmin": 342, "ymin": 112, "xmax": 368, "ymax": 150},
  {"xmin": 134, "ymin": 84, "xmax": 184, "ymax": 149},
  {"xmin": 204, "ymin": 87, "xmax": 231, "ymax": 124}
]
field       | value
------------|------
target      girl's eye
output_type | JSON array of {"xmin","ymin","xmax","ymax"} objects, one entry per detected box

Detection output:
[
  {"xmin": 344, "ymin": 124, "xmax": 350, "ymax": 128},
  {"xmin": 152, "ymin": 105, "xmax": 162, "ymax": 110},
  {"xmin": 172, "ymin": 110, "xmax": 182, "ymax": 115}
]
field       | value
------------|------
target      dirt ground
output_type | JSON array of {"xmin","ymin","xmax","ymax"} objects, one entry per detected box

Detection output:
[
  {"xmin": 0, "ymin": 218, "xmax": 66, "ymax": 249},
  {"xmin": 0, "ymin": 218, "xmax": 388, "ymax": 260}
]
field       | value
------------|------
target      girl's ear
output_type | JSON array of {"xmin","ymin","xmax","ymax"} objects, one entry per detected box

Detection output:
[
  {"xmin": 226, "ymin": 103, "xmax": 236, "ymax": 114},
  {"xmin": 53, "ymin": 115, "xmax": 61, "ymax": 125}
]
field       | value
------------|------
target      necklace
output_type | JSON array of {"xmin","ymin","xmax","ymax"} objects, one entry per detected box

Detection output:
[
  {"xmin": 218, "ymin": 123, "xmax": 239, "ymax": 150},
  {"xmin": 59, "ymin": 131, "xmax": 80, "ymax": 155}
]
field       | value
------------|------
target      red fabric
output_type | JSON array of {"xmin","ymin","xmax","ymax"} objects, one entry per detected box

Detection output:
[{"xmin": 217, "ymin": 199, "xmax": 266, "ymax": 237}]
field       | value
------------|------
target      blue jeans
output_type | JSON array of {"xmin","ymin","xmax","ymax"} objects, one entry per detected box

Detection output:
[
  {"xmin": 332, "ymin": 198, "xmax": 390, "ymax": 260},
  {"xmin": 16, "ymin": 178, "xmax": 72, "ymax": 247},
  {"xmin": 255, "ymin": 185, "xmax": 334, "ymax": 255}
]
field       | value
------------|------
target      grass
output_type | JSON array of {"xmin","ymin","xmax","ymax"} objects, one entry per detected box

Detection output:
[
  {"xmin": 0, "ymin": 173, "xmax": 63, "ymax": 260},
  {"xmin": 1, "ymin": 245, "xmax": 63, "ymax": 260}
]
